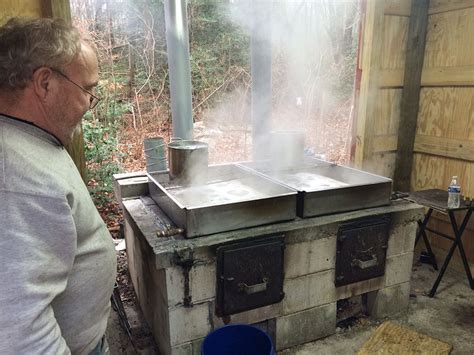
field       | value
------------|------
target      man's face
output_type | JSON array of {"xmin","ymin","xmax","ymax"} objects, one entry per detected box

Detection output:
[{"xmin": 50, "ymin": 42, "xmax": 99, "ymax": 144}]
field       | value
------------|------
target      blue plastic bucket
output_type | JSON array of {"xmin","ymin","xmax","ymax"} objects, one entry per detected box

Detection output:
[{"xmin": 201, "ymin": 324, "xmax": 275, "ymax": 355}]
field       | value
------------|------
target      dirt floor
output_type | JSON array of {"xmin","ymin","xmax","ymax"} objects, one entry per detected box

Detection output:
[{"xmin": 106, "ymin": 251, "xmax": 474, "ymax": 355}]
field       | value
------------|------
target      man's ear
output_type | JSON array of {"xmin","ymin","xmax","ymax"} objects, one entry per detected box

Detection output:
[{"xmin": 32, "ymin": 67, "xmax": 54, "ymax": 100}]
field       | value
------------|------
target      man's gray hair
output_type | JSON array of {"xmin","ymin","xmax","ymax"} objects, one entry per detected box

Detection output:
[{"xmin": 0, "ymin": 18, "xmax": 82, "ymax": 89}]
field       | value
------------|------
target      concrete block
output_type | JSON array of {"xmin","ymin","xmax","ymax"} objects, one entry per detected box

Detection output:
[
  {"xmin": 190, "ymin": 262, "xmax": 216, "ymax": 302},
  {"xmin": 166, "ymin": 267, "xmax": 185, "ymax": 307},
  {"xmin": 275, "ymin": 302, "xmax": 336, "ymax": 351},
  {"xmin": 166, "ymin": 262, "xmax": 216, "ymax": 307},
  {"xmin": 336, "ymin": 276, "xmax": 384, "ymax": 300},
  {"xmin": 366, "ymin": 282, "xmax": 411, "ymax": 318},
  {"xmin": 171, "ymin": 342, "xmax": 192, "ymax": 355},
  {"xmin": 384, "ymin": 252, "xmax": 414, "ymax": 287},
  {"xmin": 284, "ymin": 236, "xmax": 336, "ymax": 278},
  {"xmin": 283, "ymin": 270, "xmax": 336, "ymax": 314},
  {"xmin": 171, "ymin": 338, "xmax": 203, "ymax": 355},
  {"xmin": 169, "ymin": 302, "xmax": 212, "ymax": 346},
  {"xmin": 387, "ymin": 221, "xmax": 417, "ymax": 257},
  {"xmin": 214, "ymin": 302, "xmax": 282, "ymax": 327}
]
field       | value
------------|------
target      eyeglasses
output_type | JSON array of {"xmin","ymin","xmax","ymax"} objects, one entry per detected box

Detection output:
[{"xmin": 51, "ymin": 68, "xmax": 101, "ymax": 109}]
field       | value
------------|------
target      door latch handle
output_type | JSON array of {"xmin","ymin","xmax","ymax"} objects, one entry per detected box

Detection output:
[
  {"xmin": 351, "ymin": 255, "xmax": 378, "ymax": 269},
  {"xmin": 238, "ymin": 277, "xmax": 268, "ymax": 294}
]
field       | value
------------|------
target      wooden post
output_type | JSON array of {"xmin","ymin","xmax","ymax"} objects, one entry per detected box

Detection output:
[
  {"xmin": 44, "ymin": 0, "xmax": 88, "ymax": 182},
  {"xmin": 393, "ymin": 0, "xmax": 430, "ymax": 192},
  {"xmin": 353, "ymin": 0, "xmax": 385, "ymax": 170}
]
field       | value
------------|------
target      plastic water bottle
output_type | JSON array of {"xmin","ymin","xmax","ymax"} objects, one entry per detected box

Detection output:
[{"xmin": 447, "ymin": 176, "xmax": 461, "ymax": 208}]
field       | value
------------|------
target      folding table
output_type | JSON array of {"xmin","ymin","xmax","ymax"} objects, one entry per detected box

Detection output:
[{"xmin": 406, "ymin": 189, "xmax": 473, "ymax": 297}]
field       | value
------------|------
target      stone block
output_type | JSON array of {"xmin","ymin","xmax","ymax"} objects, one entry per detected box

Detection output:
[
  {"xmin": 283, "ymin": 269, "xmax": 336, "ymax": 314},
  {"xmin": 366, "ymin": 282, "xmax": 411, "ymax": 318},
  {"xmin": 275, "ymin": 302, "xmax": 336, "ymax": 351},
  {"xmin": 169, "ymin": 302, "xmax": 212, "ymax": 346},
  {"xmin": 384, "ymin": 252, "xmax": 414, "ymax": 287},
  {"xmin": 284, "ymin": 236, "xmax": 336, "ymax": 278}
]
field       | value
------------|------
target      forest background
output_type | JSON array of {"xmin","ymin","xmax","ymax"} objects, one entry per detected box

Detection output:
[{"xmin": 70, "ymin": 0, "xmax": 360, "ymax": 230}]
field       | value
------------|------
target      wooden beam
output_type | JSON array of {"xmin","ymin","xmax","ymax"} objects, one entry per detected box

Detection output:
[
  {"xmin": 373, "ymin": 134, "xmax": 398, "ymax": 152},
  {"xmin": 380, "ymin": 65, "xmax": 474, "ymax": 88},
  {"xmin": 393, "ymin": 0, "xmax": 430, "ymax": 192},
  {"xmin": 47, "ymin": 0, "xmax": 72, "ymax": 23},
  {"xmin": 384, "ymin": 0, "xmax": 411, "ymax": 17},
  {"xmin": 429, "ymin": 0, "xmax": 474, "ymax": 14},
  {"xmin": 422, "ymin": 66, "xmax": 474, "ymax": 86},
  {"xmin": 384, "ymin": 0, "xmax": 474, "ymax": 17},
  {"xmin": 414, "ymin": 135, "xmax": 474, "ymax": 162}
]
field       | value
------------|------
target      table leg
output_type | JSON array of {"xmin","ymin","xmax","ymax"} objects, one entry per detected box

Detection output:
[
  {"xmin": 450, "ymin": 209, "xmax": 474, "ymax": 290},
  {"xmin": 428, "ymin": 209, "xmax": 474, "ymax": 297},
  {"xmin": 416, "ymin": 209, "xmax": 438, "ymax": 270}
]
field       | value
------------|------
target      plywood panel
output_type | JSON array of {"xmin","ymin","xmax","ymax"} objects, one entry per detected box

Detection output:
[
  {"xmin": 418, "ymin": 87, "xmax": 474, "ymax": 140},
  {"xmin": 424, "ymin": 8, "xmax": 474, "ymax": 68},
  {"xmin": 411, "ymin": 153, "xmax": 447, "ymax": 190},
  {"xmin": 0, "ymin": 0, "xmax": 43, "ymax": 22},
  {"xmin": 414, "ymin": 135, "xmax": 474, "ymax": 162},
  {"xmin": 364, "ymin": 152, "xmax": 396, "ymax": 178},
  {"xmin": 374, "ymin": 89, "xmax": 402, "ymax": 136},
  {"xmin": 412, "ymin": 153, "xmax": 473, "ymax": 195},
  {"xmin": 381, "ymin": 15, "xmax": 409, "ymax": 69}
]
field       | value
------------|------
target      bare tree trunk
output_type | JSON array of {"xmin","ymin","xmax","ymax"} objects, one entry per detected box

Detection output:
[{"xmin": 128, "ymin": 43, "xmax": 135, "ymax": 99}]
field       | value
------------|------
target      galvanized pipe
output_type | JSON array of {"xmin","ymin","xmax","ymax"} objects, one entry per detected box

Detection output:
[
  {"xmin": 164, "ymin": 0, "xmax": 194, "ymax": 140},
  {"xmin": 251, "ymin": 2, "xmax": 272, "ymax": 161}
]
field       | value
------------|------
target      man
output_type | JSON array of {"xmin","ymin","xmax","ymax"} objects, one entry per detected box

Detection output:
[{"xmin": 0, "ymin": 18, "xmax": 116, "ymax": 354}]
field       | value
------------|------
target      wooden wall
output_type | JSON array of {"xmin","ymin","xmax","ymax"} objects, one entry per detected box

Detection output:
[
  {"xmin": 1, "ymin": 0, "xmax": 71, "ymax": 20},
  {"xmin": 355, "ymin": 0, "xmax": 474, "ymax": 267},
  {"xmin": 1, "ymin": 0, "xmax": 83, "ymax": 179},
  {"xmin": 1, "ymin": 1, "xmax": 43, "ymax": 21}
]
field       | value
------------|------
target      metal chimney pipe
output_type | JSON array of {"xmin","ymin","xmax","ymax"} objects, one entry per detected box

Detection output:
[
  {"xmin": 251, "ymin": 2, "xmax": 272, "ymax": 161},
  {"xmin": 164, "ymin": 0, "xmax": 194, "ymax": 140}
]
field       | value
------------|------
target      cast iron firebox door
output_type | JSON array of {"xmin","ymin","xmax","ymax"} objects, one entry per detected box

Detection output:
[
  {"xmin": 216, "ymin": 235, "xmax": 285, "ymax": 317},
  {"xmin": 335, "ymin": 216, "xmax": 391, "ymax": 287}
]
